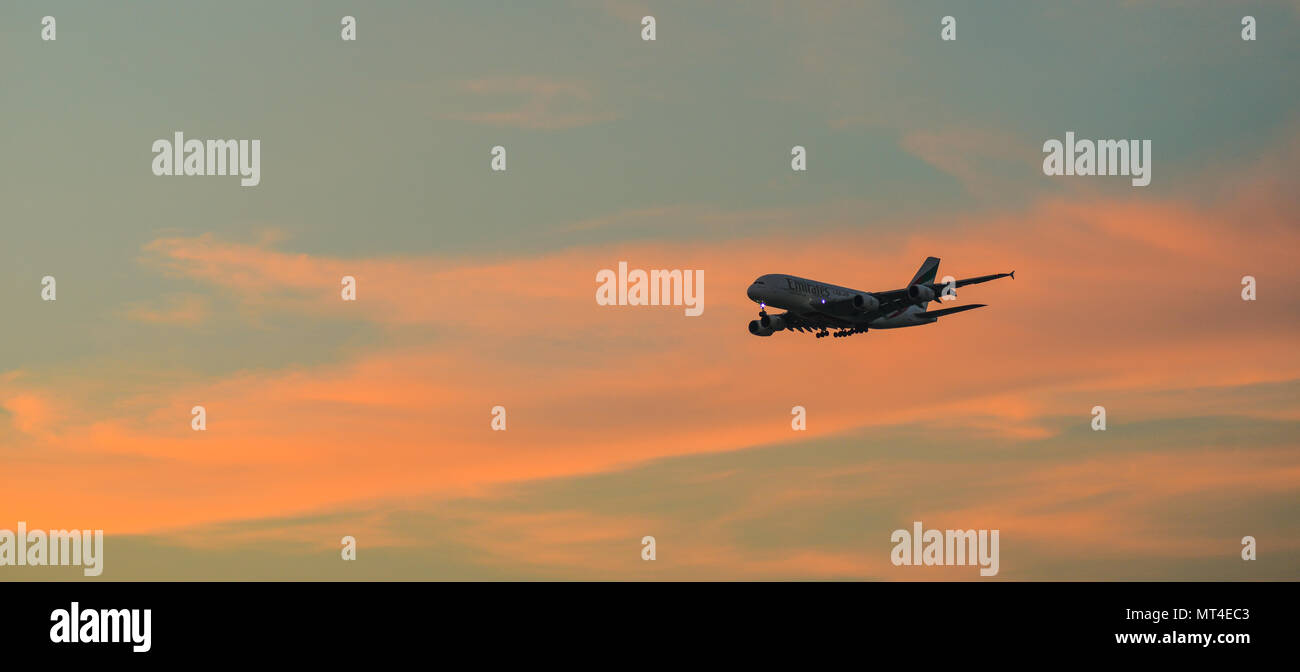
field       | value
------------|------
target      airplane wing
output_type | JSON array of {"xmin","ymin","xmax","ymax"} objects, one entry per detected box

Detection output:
[
  {"xmin": 769, "ymin": 310, "xmax": 858, "ymax": 333},
  {"xmin": 950, "ymin": 271, "xmax": 1014, "ymax": 288},
  {"xmin": 869, "ymin": 289, "xmax": 909, "ymax": 309},
  {"xmin": 916, "ymin": 303, "xmax": 986, "ymax": 319},
  {"xmin": 873, "ymin": 270, "xmax": 1015, "ymax": 312}
]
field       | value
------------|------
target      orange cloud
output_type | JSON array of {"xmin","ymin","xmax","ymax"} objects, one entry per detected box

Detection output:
[
  {"xmin": 3, "ymin": 130, "xmax": 1298, "ymax": 554},
  {"xmin": 1, "ymin": 392, "xmax": 55, "ymax": 436}
]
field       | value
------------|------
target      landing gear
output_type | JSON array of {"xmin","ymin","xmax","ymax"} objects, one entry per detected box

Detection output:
[
  {"xmin": 829, "ymin": 327, "xmax": 867, "ymax": 339},
  {"xmin": 815, "ymin": 330, "xmax": 829, "ymax": 338}
]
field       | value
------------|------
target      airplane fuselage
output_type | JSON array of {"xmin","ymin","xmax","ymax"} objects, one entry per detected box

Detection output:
[{"xmin": 746, "ymin": 274, "xmax": 933, "ymax": 329}]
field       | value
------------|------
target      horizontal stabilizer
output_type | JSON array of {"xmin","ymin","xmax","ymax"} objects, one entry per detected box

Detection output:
[{"xmin": 917, "ymin": 303, "xmax": 986, "ymax": 319}]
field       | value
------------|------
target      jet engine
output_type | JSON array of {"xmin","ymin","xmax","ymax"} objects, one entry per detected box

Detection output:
[
  {"xmin": 759, "ymin": 314, "xmax": 787, "ymax": 331},
  {"xmin": 824, "ymin": 293, "xmax": 879, "ymax": 316},
  {"xmin": 748, "ymin": 320, "xmax": 773, "ymax": 336},
  {"xmin": 907, "ymin": 284, "xmax": 936, "ymax": 302},
  {"xmin": 852, "ymin": 293, "xmax": 880, "ymax": 312}
]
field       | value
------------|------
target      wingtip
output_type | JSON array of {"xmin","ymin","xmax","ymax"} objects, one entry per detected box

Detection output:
[{"xmin": 1010, "ymin": 270, "xmax": 1015, "ymax": 280}]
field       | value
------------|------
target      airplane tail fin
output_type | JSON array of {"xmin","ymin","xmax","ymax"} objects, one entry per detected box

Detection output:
[{"xmin": 910, "ymin": 256, "xmax": 941, "ymax": 286}]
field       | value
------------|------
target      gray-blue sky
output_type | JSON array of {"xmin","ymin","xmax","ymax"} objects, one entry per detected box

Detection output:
[{"xmin": 1, "ymin": 1, "xmax": 1297, "ymax": 580}]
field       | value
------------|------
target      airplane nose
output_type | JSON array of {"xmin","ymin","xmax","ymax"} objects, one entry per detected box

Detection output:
[{"xmin": 747, "ymin": 284, "xmax": 761, "ymax": 301}]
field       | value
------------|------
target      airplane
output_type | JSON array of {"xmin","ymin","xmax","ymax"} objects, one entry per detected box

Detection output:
[{"xmin": 746, "ymin": 257, "xmax": 1013, "ymax": 339}]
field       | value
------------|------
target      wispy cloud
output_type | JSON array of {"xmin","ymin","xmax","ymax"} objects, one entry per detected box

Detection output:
[
  {"xmin": 900, "ymin": 126, "xmax": 1041, "ymax": 198},
  {"xmin": 123, "ymin": 293, "xmax": 210, "ymax": 326},
  {"xmin": 442, "ymin": 76, "xmax": 615, "ymax": 129}
]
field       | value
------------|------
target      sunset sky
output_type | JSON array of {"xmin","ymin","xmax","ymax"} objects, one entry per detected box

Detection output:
[{"xmin": 2, "ymin": 1, "xmax": 1298, "ymax": 580}]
